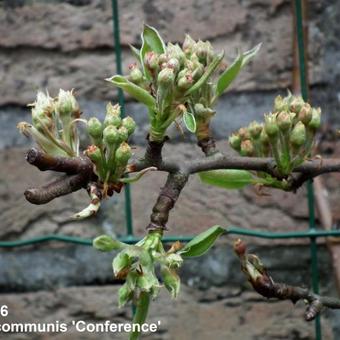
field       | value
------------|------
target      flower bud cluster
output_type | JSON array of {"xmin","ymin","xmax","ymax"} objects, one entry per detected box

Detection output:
[
  {"xmin": 93, "ymin": 231, "xmax": 183, "ymax": 307},
  {"xmin": 229, "ymin": 93, "xmax": 322, "ymax": 177},
  {"xmin": 85, "ymin": 103, "xmax": 135, "ymax": 189},
  {"xmin": 17, "ymin": 89, "xmax": 81, "ymax": 157}
]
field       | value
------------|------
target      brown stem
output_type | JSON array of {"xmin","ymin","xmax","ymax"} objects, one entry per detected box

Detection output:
[
  {"xmin": 147, "ymin": 172, "xmax": 188, "ymax": 231},
  {"xmin": 197, "ymin": 137, "xmax": 218, "ymax": 156}
]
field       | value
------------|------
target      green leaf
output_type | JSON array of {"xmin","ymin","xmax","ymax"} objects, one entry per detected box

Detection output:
[
  {"xmin": 198, "ymin": 169, "xmax": 254, "ymax": 189},
  {"xmin": 140, "ymin": 24, "xmax": 165, "ymax": 79},
  {"xmin": 106, "ymin": 75, "xmax": 156, "ymax": 110},
  {"xmin": 179, "ymin": 225, "xmax": 225, "ymax": 257},
  {"xmin": 130, "ymin": 44, "xmax": 141, "ymax": 61},
  {"xmin": 185, "ymin": 51, "xmax": 224, "ymax": 96},
  {"xmin": 215, "ymin": 43, "xmax": 261, "ymax": 99},
  {"xmin": 183, "ymin": 111, "xmax": 196, "ymax": 133}
]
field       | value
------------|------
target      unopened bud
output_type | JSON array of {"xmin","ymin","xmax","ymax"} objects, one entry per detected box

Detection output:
[
  {"xmin": 177, "ymin": 74, "xmax": 193, "ymax": 90},
  {"xmin": 129, "ymin": 66, "xmax": 143, "ymax": 84},
  {"xmin": 182, "ymin": 34, "xmax": 196, "ymax": 55},
  {"xmin": 248, "ymin": 121, "xmax": 263, "ymax": 139},
  {"xmin": 240, "ymin": 139, "xmax": 254, "ymax": 156},
  {"xmin": 55, "ymin": 89, "xmax": 80, "ymax": 117},
  {"xmin": 118, "ymin": 126, "xmax": 129, "ymax": 142},
  {"xmin": 290, "ymin": 121, "xmax": 306, "ymax": 147},
  {"xmin": 115, "ymin": 142, "xmax": 132, "ymax": 165},
  {"xmin": 106, "ymin": 102, "xmax": 121, "ymax": 117},
  {"xmin": 103, "ymin": 125, "xmax": 119, "ymax": 145},
  {"xmin": 274, "ymin": 95, "xmax": 287, "ymax": 112},
  {"xmin": 298, "ymin": 103, "xmax": 312, "ymax": 125},
  {"xmin": 238, "ymin": 127, "xmax": 250, "ymax": 141},
  {"xmin": 194, "ymin": 40, "xmax": 213, "ymax": 64},
  {"xmin": 276, "ymin": 111, "xmax": 292, "ymax": 132},
  {"xmin": 87, "ymin": 117, "xmax": 103, "ymax": 139},
  {"xmin": 157, "ymin": 67, "xmax": 175, "ymax": 85},
  {"xmin": 308, "ymin": 108, "xmax": 321, "ymax": 130},
  {"xmin": 144, "ymin": 51, "xmax": 159, "ymax": 72},
  {"xmin": 264, "ymin": 113, "xmax": 279, "ymax": 138},
  {"xmin": 85, "ymin": 145, "xmax": 102, "ymax": 164},
  {"xmin": 167, "ymin": 58, "xmax": 180, "ymax": 73},
  {"xmin": 93, "ymin": 235, "xmax": 125, "ymax": 252},
  {"xmin": 229, "ymin": 133, "xmax": 242, "ymax": 151},
  {"xmin": 166, "ymin": 43, "xmax": 186, "ymax": 66},
  {"xmin": 161, "ymin": 266, "xmax": 180, "ymax": 299},
  {"xmin": 122, "ymin": 116, "xmax": 136, "ymax": 136},
  {"xmin": 290, "ymin": 96, "xmax": 305, "ymax": 113},
  {"xmin": 158, "ymin": 53, "xmax": 168, "ymax": 65},
  {"xmin": 30, "ymin": 91, "xmax": 54, "ymax": 119}
]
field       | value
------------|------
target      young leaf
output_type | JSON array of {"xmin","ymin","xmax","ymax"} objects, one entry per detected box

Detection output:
[
  {"xmin": 140, "ymin": 24, "xmax": 165, "ymax": 79},
  {"xmin": 93, "ymin": 235, "xmax": 126, "ymax": 252},
  {"xmin": 198, "ymin": 169, "xmax": 254, "ymax": 189},
  {"xmin": 179, "ymin": 225, "xmax": 225, "ymax": 257},
  {"xmin": 130, "ymin": 44, "xmax": 141, "ymax": 61},
  {"xmin": 106, "ymin": 75, "xmax": 156, "ymax": 110},
  {"xmin": 185, "ymin": 51, "xmax": 225, "ymax": 96},
  {"xmin": 215, "ymin": 43, "xmax": 261, "ymax": 99},
  {"xmin": 183, "ymin": 111, "xmax": 196, "ymax": 133}
]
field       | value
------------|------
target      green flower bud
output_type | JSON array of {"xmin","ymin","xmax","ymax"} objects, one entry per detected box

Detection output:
[
  {"xmin": 93, "ymin": 235, "xmax": 126, "ymax": 252},
  {"xmin": 115, "ymin": 142, "xmax": 132, "ymax": 165},
  {"xmin": 276, "ymin": 111, "xmax": 292, "ymax": 132},
  {"xmin": 118, "ymin": 126, "xmax": 129, "ymax": 142},
  {"xmin": 55, "ymin": 89, "xmax": 80, "ymax": 118},
  {"xmin": 87, "ymin": 117, "xmax": 103, "ymax": 139},
  {"xmin": 178, "ymin": 68, "xmax": 188, "ymax": 79},
  {"xmin": 103, "ymin": 125, "xmax": 119, "ymax": 145},
  {"xmin": 248, "ymin": 121, "xmax": 263, "ymax": 139},
  {"xmin": 229, "ymin": 133, "xmax": 242, "ymax": 151},
  {"xmin": 166, "ymin": 43, "xmax": 186, "ymax": 67},
  {"xmin": 158, "ymin": 53, "xmax": 168, "ymax": 65},
  {"xmin": 192, "ymin": 62, "xmax": 204, "ymax": 80},
  {"xmin": 240, "ymin": 139, "xmax": 254, "ymax": 156},
  {"xmin": 308, "ymin": 108, "xmax": 321, "ymax": 130},
  {"xmin": 259, "ymin": 129, "xmax": 269, "ymax": 145},
  {"xmin": 290, "ymin": 96, "xmax": 305, "ymax": 113},
  {"xmin": 177, "ymin": 74, "xmax": 193, "ymax": 90},
  {"xmin": 144, "ymin": 51, "xmax": 159, "ymax": 72},
  {"xmin": 85, "ymin": 145, "xmax": 102, "ymax": 164},
  {"xmin": 238, "ymin": 127, "xmax": 250, "ymax": 141},
  {"xmin": 122, "ymin": 116, "xmax": 136, "ymax": 136},
  {"xmin": 290, "ymin": 121, "xmax": 306, "ymax": 147},
  {"xmin": 118, "ymin": 283, "xmax": 133, "ymax": 307},
  {"xmin": 194, "ymin": 40, "xmax": 213, "ymax": 64},
  {"xmin": 157, "ymin": 67, "xmax": 175, "ymax": 85},
  {"xmin": 161, "ymin": 266, "xmax": 180, "ymax": 298},
  {"xmin": 298, "ymin": 103, "xmax": 312, "ymax": 125},
  {"xmin": 129, "ymin": 64, "xmax": 143, "ymax": 84},
  {"xmin": 104, "ymin": 115, "xmax": 122, "ymax": 128},
  {"xmin": 30, "ymin": 91, "xmax": 54, "ymax": 119},
  {"xmin": 182, "ymin": 34, "xmax": 196, "ymax": 55},
  {"xmin": 264, "ymin": 113, "xmax": 279, "ymax": 138}
]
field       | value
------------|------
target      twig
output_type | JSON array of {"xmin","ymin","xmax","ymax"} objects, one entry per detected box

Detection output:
[{"xmin": 234, "ymin": 239, "xmax": 340, "ymax": 321}]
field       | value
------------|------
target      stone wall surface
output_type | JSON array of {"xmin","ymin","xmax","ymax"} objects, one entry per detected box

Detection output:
[{"xmin": 1, "ymin": 1, "xmax": 340, "ymax": 339}]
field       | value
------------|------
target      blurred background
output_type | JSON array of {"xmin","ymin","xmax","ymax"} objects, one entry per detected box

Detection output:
[{"xmin": 0, "ymin": 0, "xmax": 340, "ymax": 339}]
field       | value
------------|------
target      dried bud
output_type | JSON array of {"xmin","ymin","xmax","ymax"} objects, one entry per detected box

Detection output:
[
  {"xmin": 290, "ymin": 121, "xmax": 306, "ymax": 147},
  {"xmin": 229, "ymin": 133, "xmax": 242, "ymax": 151},
  {"xmin": 248, "ymin": 121, "xmax": 263, "ymax": 139},
  {"xmin": 115, "ymin": 142, "xmax": 132, "ymax": 165},
  {"xmin": 290, "ymin": 96, "xmax": 305, "ymax": 113},
  {"xmin": 240, "ymin": 139, "xmax": 254, "ymax": 156},
  {"xmin": 298, "ymin": 103, "xmax": 312, "ymax": 125},
  {"xmin": 103, "ymin": 125, "xmax": 119, "ymax": 145},
  {"xmin": 157, "ymin": 67, "xmax": 175, "ymax": 85},
  {"xmin": 87, "ymin": 117, "xmax": 103, "ymax": 139},
  {"xmin": 234, "ymin": 238, "xmax": 246, "ymax": 257},
  {"xmin": 308, "ymin": 108, "xmax": 321, "ymax": 130},
  {"xmin": 276, "ymin": 111, "xmax": 292, "ymax": 132},
  {"xmin": 122, "ymin": 116, "xmax": 136, "ymax": 136},
  {"xmin": 264, "ymin": 113, "xmax": 279, "ymax": 138},
  {"xmin": 55, "ymin": 89, "xmax": 80, "ymax": 117},
  {"xmin": 144, "ymin": 51, "xmax": 159, "ymax": 72}
]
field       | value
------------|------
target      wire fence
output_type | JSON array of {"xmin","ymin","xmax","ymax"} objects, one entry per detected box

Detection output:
[{"xmin": 0, "ymin": 1, "xmax": 338, "ymax": 339}]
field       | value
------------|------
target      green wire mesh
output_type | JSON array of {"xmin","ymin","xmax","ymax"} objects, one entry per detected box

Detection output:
[{"xmin": 0, "ymin": 1, "xmax": 338, "ymax": 339}]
